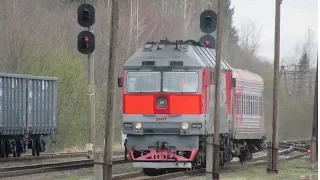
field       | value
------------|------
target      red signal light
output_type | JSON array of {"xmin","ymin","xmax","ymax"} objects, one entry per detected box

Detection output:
[
  {"xmin": 204, "ymin": 41, "xmax": 210, "ymax": 47},
  {"xmin": 83, "ymin": 37, "xmax": 89, "ymax": 43},
  {"xmin": 307, "ymin": 149, "xmax": 311, "ymax": 153}
]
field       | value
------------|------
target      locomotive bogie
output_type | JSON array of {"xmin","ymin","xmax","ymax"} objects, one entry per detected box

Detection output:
[{"xmin": 127, "ymin": 134, "xmax": 198, "ymax": 169}]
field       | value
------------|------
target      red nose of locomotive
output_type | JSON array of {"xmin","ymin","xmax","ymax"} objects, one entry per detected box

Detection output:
[{"xmin": 123, "ymin": 93, "xmax": 202, "ymax": 115}]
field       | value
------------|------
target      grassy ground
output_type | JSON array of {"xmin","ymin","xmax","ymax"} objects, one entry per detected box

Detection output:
[{"xmin": 193, "ymin": 158, "xmax": 318, "ymax": 180}]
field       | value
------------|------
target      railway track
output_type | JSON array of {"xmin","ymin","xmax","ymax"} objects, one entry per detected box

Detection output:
[
  {"xmin": 0, "ymin": 151, "xmax": 124, "ymax": 163},
  {"xmin": 114, "ymin": 140, "xmax": 310, "ymax": 180},
  {"xmin": 0, "ymin": 156, "xmax": 128, "ymax": 178},
  {"xmin": 115, "ymin": 152, "xmax": 308, "ymax": 180},
  {"xmin": 0, "ymin": 140, "xmax": 310, "ymax": 179}
]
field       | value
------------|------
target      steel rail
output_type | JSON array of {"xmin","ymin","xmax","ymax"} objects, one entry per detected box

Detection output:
[
  {"xmin": 0, "ymin": 151, "xmax": 124, "ymax": 163},
  {"xmin": 115, "ymin": 152, "xmax": 308, "ymax": 180},
  {"xmin": 0, "ymin": 157, "xmax": 128, "ymax": 178}
]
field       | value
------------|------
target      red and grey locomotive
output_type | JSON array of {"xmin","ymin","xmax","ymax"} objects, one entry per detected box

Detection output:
[{"xmin": 118, "ymin": 40, "xmax": 265, "ymax": 174}]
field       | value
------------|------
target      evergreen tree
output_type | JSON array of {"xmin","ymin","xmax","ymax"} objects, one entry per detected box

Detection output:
[
  {"xmin": 298, "ymin": 50, "xmax": 310, "ymax": 96},
  {"xmin": 299, "ymin": 50, "xmax": 309, "ymax": 73}
]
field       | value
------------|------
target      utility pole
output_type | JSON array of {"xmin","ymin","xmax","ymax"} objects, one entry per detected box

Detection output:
[
  {"xmin": 280, "ymin": 66, "xmax": 289, "ymax": 98},
  {"xmin": 212, "ymin": 0, "xmax": 223, "ymax": 179},
  {"xmin": 283, "ymin": 67, "xmax": 289, "ymax": 98},
  {"xmin": 311, "ymin": 55, "xmax": 318, "ymax": 161},
  {"xmin": 268, "ymin": 0, "xmax": 281, "ymax": 174},
  {"xmin": 309, "ymin": 71, "xmax": 313, "ymax": 97},
  {"xmin": 299, "ymin": 66, "xmax": 304, "ymax": 96},
  {"xmin": 293, "ymin": 65, "xmax": 297, "ymax": 98},
  {"xmin": 103, "ymin": 0, "xmax": 119, "ymax": 179}
]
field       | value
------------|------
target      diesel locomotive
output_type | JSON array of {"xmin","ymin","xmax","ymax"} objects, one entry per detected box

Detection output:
[{"xmin": 118, "ymin": 40, "xmax": 265, "ymax": 175}]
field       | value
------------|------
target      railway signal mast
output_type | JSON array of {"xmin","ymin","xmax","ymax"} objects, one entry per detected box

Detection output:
[
  {"xmin": 199, "ymin": 1, "xmax": 223, "ymax": 179},
  {"xmin": 77, "ymin": 3, "xmax": 96, "ymax": 159}
]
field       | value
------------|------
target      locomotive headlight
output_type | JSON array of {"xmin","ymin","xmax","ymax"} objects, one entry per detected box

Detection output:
[
  {"xmin": 156, "ymin": 97, "xmax": 167, "ymax": 108},
  {"xmin": 181, "ymin": 122, "xmax": 189, "ymax": 130},
  {"xmin": 135, "ymin": 122, "xmax": 142, "ymax": 129}
]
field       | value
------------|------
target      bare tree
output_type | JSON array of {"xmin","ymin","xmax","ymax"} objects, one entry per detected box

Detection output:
[
  {"xmin": 238, "ymin": 18, "xmax": 262, "ymax": 57},
  {"xmin": 302, "ymin": 28, "xmax": 317, "ymax": 66}
]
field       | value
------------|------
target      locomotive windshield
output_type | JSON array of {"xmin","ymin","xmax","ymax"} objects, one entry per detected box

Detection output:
[
  {"xmin": 126, "ymin": 72, "xmax": 161, "ymax": 92},
  {"xmin": 126, "ymin": 71, "xmax": 199, "ymax": 93},
  {"xmin": 163, "ymin": 72, "xmax": 199, "ymax": 92}
]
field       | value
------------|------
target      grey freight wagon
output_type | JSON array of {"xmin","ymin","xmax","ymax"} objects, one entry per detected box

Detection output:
[{"xmin": 0, "ymin": 73, "xmax": 57, "ymax": 158}]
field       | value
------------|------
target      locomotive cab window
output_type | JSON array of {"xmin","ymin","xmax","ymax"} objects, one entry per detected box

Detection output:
[
  {"xmin": 163, "ymin": 72, "xmax": 199, "ymax": 92},
  {"xmin": 126, "ymin": 72, "xmax": 161, "ymax": 92}
]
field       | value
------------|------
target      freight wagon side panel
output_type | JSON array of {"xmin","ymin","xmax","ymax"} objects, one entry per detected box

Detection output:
[
  {"xmin": 0, "ymin": 76, "xmax": 27, "ymax": 135},
  {"xmin": 27, "ymin": 79, "xmax": 57, "ymax": 135}
]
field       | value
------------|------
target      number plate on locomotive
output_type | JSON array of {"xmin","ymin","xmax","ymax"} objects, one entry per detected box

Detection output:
[{"xmin": 156, "ymin": 115, "xmax": 168, "ymax": 121}]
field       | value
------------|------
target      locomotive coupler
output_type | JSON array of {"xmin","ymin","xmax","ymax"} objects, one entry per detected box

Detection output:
[{"xmin": 161, "ymin": 141, "xmax": 169, "ymax": 150}]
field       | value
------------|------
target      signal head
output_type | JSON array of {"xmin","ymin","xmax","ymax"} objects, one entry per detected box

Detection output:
[
  {"xmin": 200, "ymin": 10, "xmax": 217, "ymax": 34},
  {"xmin": 77, "ymin": 31, "xmax": 95, "ymax": 54},
  {"xmin": 199, "ymin": 35, "xmax": 216, "ymax": 49},
  {"xmin": 77, "ymin": 4, "xmax": 95, "ymax": 27}
]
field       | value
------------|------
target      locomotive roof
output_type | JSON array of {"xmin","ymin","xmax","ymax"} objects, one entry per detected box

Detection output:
[{"xmin": 123, "ymin": 41, "xmax": 232, "ymax": 70}]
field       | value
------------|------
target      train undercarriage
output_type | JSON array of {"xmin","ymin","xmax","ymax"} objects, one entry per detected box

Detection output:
[
  {"xmin": 125, "ymin": 134, "xmax": 265, "ymax": 175},
  {"xmin": 0, "ymin": 135, "xmax": 47, "ymax": 158}
]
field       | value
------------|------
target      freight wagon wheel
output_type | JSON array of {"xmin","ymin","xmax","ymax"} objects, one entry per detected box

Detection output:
[
  {"xmin": 4, "ymin": 140, "xmax": 9, "ymax": 158},
  {"xmin": 0, "ymin": 140, "xmax": 4, "ymax": 158},
  {"xmin": 31, "ymin": 137, "xmax": 41, "ymax": 156},
  {"xmin": 32, "ymin": 139, "xmax": 35, "ymax": 156},
  {"xmin": 35, "ymin": 138, "xmax": 41, "ymax": 156},
  {"xmin": 11, "ymin": 141, "xmax": 17, "ymax": 157},
  {"xmin": 15, "ymin": 138, "xmax": 22, "ymax": 157}
]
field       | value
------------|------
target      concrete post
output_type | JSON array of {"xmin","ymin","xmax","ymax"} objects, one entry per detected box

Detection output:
[
  {"xmin": 94, "ymin": 153, "xmax": 104, "ymax": 180},
  {"xmin": 266, "ymin": 141, "xmax": 273, "ymax": 172}
]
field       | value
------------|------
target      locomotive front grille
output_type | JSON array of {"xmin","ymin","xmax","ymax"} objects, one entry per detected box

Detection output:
[
  {"xmin": 143, "ymin": 128, "xmax": 180, "ymax": 134},
  {"xmin": 142, "ymin": 122, "xmax": 181, "ymax": 134}
]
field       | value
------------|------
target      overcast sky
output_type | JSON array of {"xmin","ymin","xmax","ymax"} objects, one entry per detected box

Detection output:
[{"xmin": 231, "ymin": 0, "xmax": 318, "ymax": 64}]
